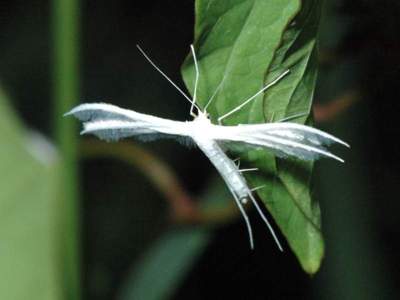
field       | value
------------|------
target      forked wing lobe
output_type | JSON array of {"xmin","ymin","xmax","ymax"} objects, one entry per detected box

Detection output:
[
  {"xmin": 65, "ymin": 103, "xmax": 189, "ymax": 142},
  {"xmin": 210, "ymin": 122, "xmax": 349, "ymax": 162}
]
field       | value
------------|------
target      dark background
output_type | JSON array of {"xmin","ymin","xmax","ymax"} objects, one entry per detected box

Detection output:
[{"xmin": 1, "ymin": 0, "xmax": 399, "ymax": 299}]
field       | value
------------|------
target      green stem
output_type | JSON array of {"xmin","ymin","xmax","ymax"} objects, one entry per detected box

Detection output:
[{"xmin": 52, "ymin": 0, "xmax": 81, "ymax": 298}]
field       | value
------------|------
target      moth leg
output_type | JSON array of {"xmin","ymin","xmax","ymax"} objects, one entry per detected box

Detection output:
[
  {"xmin": 217, "ymin": 70, "xmax": 290, "ymax": 124},
  {"xmin": 250, "ymin": 185, "xmax": 266, "ymax": 192},
  {"xmin": 232, "ymin": 157, "xmax": 240, "ymax": 168},
  {"xmin": 239, "ymin": 168, "xmax": 258, "ymax": 173},
  {"xmin": 248, "ymin": 192, "xmax": 283, "ymax": 251},
  {"xmin": 276, "ymin": 111, "xmax": 309, "ymax": 123},
  {"xmin": 204, "ymin": 77, "xmax": 225, "ymax": 112},
  {"xmin": 269, "ymin": 111, "xmax": 275, "ymax": 123},
  {"xmin": 228, "ymin": 188, "xmax": 254, "ymax": 249}
]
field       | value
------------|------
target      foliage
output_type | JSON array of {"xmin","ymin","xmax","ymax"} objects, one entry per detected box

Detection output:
[
  {"xmin": 0, "ymin": 1, "xmax": 352, "ymax": 299},
  {"xmin": 182, "ymin": 0, "xmax": 323, "ymax": 273},
  {"xmin": 0, "ymin": 89, "xmax": 63, "ymax": 299},
  {"xmin": 117, "ymin": 176, "xmax": 233, "ymax": 300}
]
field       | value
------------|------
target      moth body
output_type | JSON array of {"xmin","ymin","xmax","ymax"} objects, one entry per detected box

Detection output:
[
  {"xmin": 192, "ymin": 132, "xmax": 250, "ymax": 202},
  {"xmin": 188, "ymin": 111, "xmax": 252, "ymax": 203}
]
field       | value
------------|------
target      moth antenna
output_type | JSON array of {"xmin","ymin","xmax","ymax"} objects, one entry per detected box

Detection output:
[
  {"xmin": 239, "ymin": 168, "xmax": 259, "ymax": 172},
  {"xmin": 190, "ymin": 45, "xmax": 200, "ymax": 117},
  {"xmin": 136, "ymin": 45, "xmax": 201, "ymax": 113},
  {"xmin": 248, "ymin": 192, "xmax": 283, "ymax": 251},
  {"xmin": 218, "ymin": 70, "xmax": 290, "ymax": 124}
]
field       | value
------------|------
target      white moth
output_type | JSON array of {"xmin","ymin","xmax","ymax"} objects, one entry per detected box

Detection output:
[{"xmin": 65, "ymin": 45, "xmax": 349, "ymax": 250}]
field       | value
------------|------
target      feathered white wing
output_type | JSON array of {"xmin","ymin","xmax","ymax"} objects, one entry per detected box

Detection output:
[
  {"xmin": 66, "ymin": 103, "xmax": 347, "ymax": 162},
  {"xmin": 209, "ymin": 122, "xmax": 349, "ymax": 162},
  {"xmin": 65, "ymin": 103, "xmax": 189, "ymax": 142}
]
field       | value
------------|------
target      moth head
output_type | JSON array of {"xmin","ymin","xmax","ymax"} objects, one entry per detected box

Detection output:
[{"xmin": 195, "ymin": 109, "xmax": 210, "ymax": 121}]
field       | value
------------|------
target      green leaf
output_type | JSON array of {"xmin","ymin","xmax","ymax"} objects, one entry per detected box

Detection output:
[
  {"xmin": 116, "ymin": 178, "xmax": 231, "ymax": 300},
  {"xmin": 182, "ymin": 0, "xmax": 323, "ymax": 273},
  {"xmin": 0, "ymin": 88, "xmax": 63, "ymax": 299},
  {"xmin": 118, "ymin": 228, "xmax": 210, "ymax": 300}
]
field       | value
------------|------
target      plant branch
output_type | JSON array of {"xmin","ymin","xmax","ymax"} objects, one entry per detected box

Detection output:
[
  {"xmin": 80, "ymin": 139, "xmax": 239, "ymax": 225},
  {"xmin": 314, "ymin": 89, "xmax": 360, "ymax": 122}
]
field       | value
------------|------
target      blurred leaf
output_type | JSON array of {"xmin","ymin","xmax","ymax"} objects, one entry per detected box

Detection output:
[
  {"xmin": 118, "ymin": 228, "xmax": 210, "ymax": 300},
  {"xmin": 117, "ymin": 178, "xmax": 231, "ymax": 300},
  {"xmin": 182, "ymin": 0, "xmax": 323, "ymax": 273},
  {"xmin": 0, "ymin": 88, "xmax": 63, "ymax": 299}
]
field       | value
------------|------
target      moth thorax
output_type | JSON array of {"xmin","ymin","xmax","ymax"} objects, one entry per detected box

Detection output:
[{"xmin": 240, "ymin": 197, "xmax": 248, "ymax": 204}]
